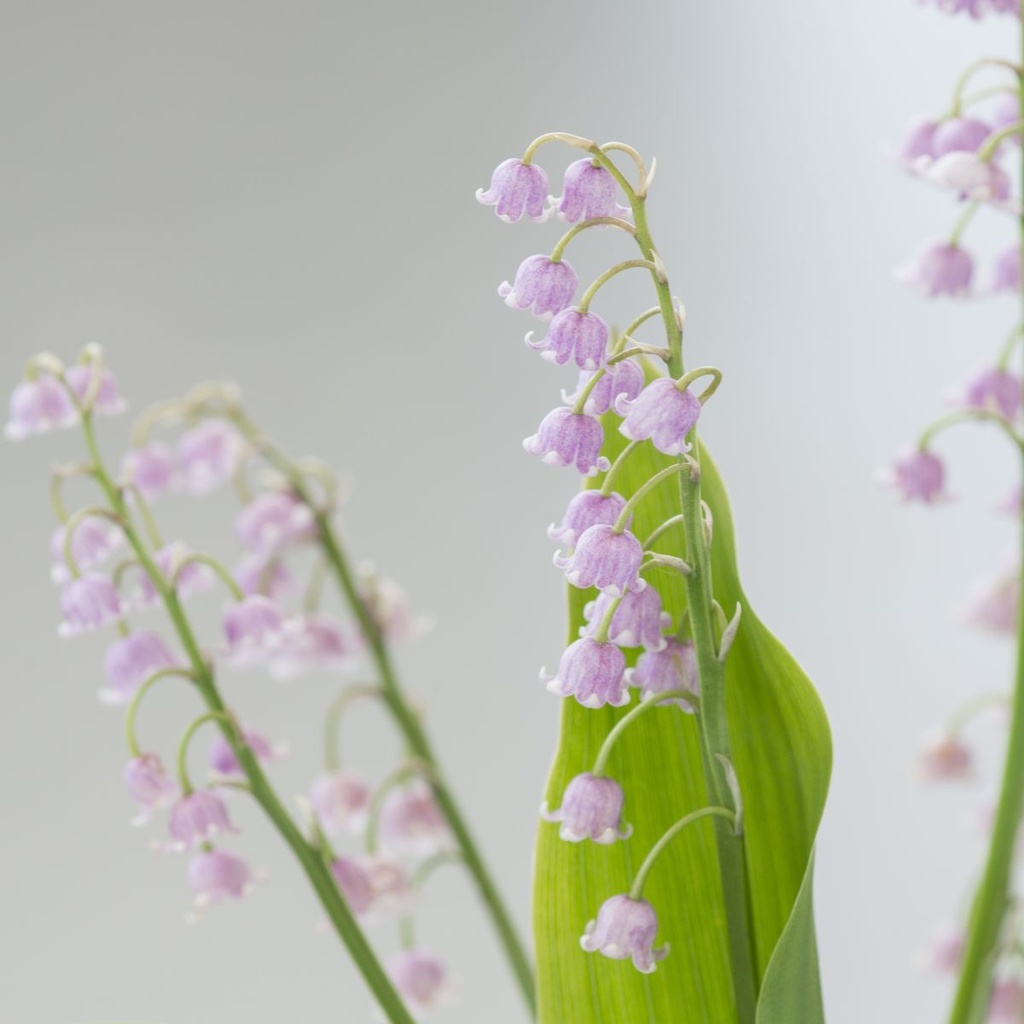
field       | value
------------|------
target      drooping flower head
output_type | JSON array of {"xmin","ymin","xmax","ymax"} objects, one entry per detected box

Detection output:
[
  {"xmin": 544, "ymin": 637, "xmax": 629, "ymax": 709},
  {"xmin": 5, "ymin": 375, "xmax": 75, "ymax": 440},
  {"xmin": 499, "ymin": 255, "xmax": 578, "ymax": 321},
  {"xmin": 385, "ymin": 950, "xmax": 452, "ymax": 1016},
  {"xmin": 580, "ymin": 894, "xmax": 669, "ymax": 973},
  {"xmin": 915, "ymin": 731, "xmax": 972, "ymax": 782},
  {"xmin": 626, "ymin": 638, "xmax": 700, "ymax": 709},
  {"xmin": 58, "ymin": 573, "xmax": 126, "ymax": 637},
  {"xmin": 133, "ymin": 541, "xmax": 215, "ymax": 610},
  {"xmin": 188, "ymin": 848, "xmax": 255, "ymax": 909},
  {"xmin": 65, "ymin": 365, "xmax": 127, "ymax": 416},
  {"xmin": 541, "ymin": 772, "xmax": 631, "ymax": 844},
  {"xmin": 556, "ymin": 158, "xmax": 629, "ymax": 222},
  {"xmin": 548, "ymin": 489, "xmax": 629, "ymax": 548},
  {"xmin": 616, "ymin": 378, "xmax": 701, "ymax": 457},
  {"xmin": 952, "ymin": 366, "xmax": 1021, "ymax": 419},
  {"xmin": 269, "ymin": 613, "xmax": 353, "ymax": 679},
  {"xmin": 526, "ymin": 308, "xmax": 609, "ymax": 370},
  {"xmin": 880, "ymin": 448, "xmax": 947, "ymax": 504},
  {"xmin": 961, "ymin": 571, "xmax": 1020, "ymax": 635},
  {"xmin": 378, "ymin": 781, "xmax": 450, "ymax": 859},
  {"xmin": 524, "ymin": 407, "xmax": 610, "ymax": 476},
  {"xmin": 476, "ymin": 158, "xmax": 550, "ymax": 223},
  {"xmin": 223, "ymin": 595, "xmax": 288, "ymax": 667},
  {"xmin": 990, "ymin": 243, "xmax": 1021, "ymax": 294},
  {"xmin": 894, "ymin": 242, "xmax": 974, "ymax": 298},
  {"xmin": 209, "ymin": 729, "xmax": 284, "ymax": 777},
  {"xmin": 554, "ymin": 524, "xmax": 646, "ymax": 596},
  {"xmin": 331, "ymin": 855, "xmax": 411, "ymax": 918},
  {"xmin": 120, "ymin": 441, "xmax": 180, "ymax": 501},
  {"xmin": 931, "ymin": 117, "xmax": 991, "ymax": 157},
  {"xmin": 50, "ymin": 516, "xmax": 123, "ymax": 583},
  {"xmin": 310, "ymin": 770, "xmax": 372, "ymax": 836},
  {"xmin": 235, "ymin": 490, "xmax": 316, "ymax": 558},
  {"xmin": 123, "ymin": 754, "xmax": 180, "ymax": 825},
  {"xmin": 101, "ymin": 631, "xmax": 181, "ymax": 705},
  {"xmin": 167, "ymin": 790, "xmax": 237, "ymax": 851},
  {"xmin": 563, "ymin": 359, "xmax": 645, "ymax": 417},
  {"xmin": 178, "ymin": 420, "xmax": 247, "ymax": 495}
]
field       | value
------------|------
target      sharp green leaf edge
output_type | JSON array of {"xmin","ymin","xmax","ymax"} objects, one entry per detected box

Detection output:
[{"xmin": 534, "ymin": 432, "xmax": 832, "ymax": 1024}]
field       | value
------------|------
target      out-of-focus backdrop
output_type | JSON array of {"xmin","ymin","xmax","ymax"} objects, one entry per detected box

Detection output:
[{"xmin": 1, "ymin": 2, "xmax": 1019, "ymax": 1021}]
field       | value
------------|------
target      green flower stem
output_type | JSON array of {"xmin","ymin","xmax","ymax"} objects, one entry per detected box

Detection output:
[
  {"xmin": 606, "ymin": 343, "xmax": 670, "ymax": 366},
  {"xmin": 521, "ymin": 132, "xmax": 594, "ymax": 164},
  {"xmin": 677, "ymin": 365, "xmax": 723, "ymax": 403},
  {"xmin": 950, "ymin": 202, "xmax": 981, "ymax": 247},
  {"xmin": 980, "ymin": 120, "xmax": 1024, "ymax": 162},
  {"xmin": 222, "ymin": 411, "xmax": 537, "ymax": 1016},
  {"xmin": 77, "ymin": 412, "xmax": 418, "ymax": 1024},
  {"xmin": 599, "ymin": 440, "xmax": 641, "ymax": 496},
  {"xmin": 550, "ymin": 217, "xmax": 636, "ymax": 261},
  {"xmin": 304, "ymin": 558, "xmax": 329, "ymax": 613},
  {"xmin": 642, "ymin": 514, "xmax": 687, "ymax": 551},
  {"xmin": 172, "ymin": 552, "xmax": 245, "ymax": 602},
  {"xmin": 621, "ymin": 306, "xmax": 664, "ymax": 340},
  {"xmin": 612, "ymin": 463, "xmax": 688, "ymax": 532},
  {"xmin": 594, "ymin": 145, "xmax": 760, "ymax": 1024},
  {"xmin": 578, "ymin": 259, "xmax": 659, "ymax": 314},
  {"xmin": 572, "ymin": 368, "xmax": 608, "ymax": 415},
  {"xmin": 177, "ymin": 711, "xmax": 234, "ymax": 794},
  {"xmin": 324, "ymin": 684, "xmax": 384, "ymax": 772},
  {"xmin": 125, "ymin": 666, "xmax": 197, "ymax": 757},
  {"xmin": 591, "ymin": 689, "xmax": 696, "ymax": 777},
  {"xmin": 592, "ymin": 594, "xmax": 624, "ymax": 644},
  {"xmin": 948, "ymin": 692, "xmax": 1010, "ymax": 735},
  {"xmin": 949, "ymin": 27, "xmax": 1024, "ymax": 1022},
  {"xmin": 949, "ymin": 57, "xmax": 1023, "ymax": 116},
  {"xmin": 999, "ymin": 324, "xmax": 1024, "ymax": 370},
  {"xmin": 629, "ymin": 806, "xmax": 737, "ymax": 901},
  {"xmin": 410, "ymin": 850, "xmax": 464, "ymax": 890},
  {"xmin": 49, "ymin": 463, "xmax": 95, "ymax": 523},
  {"xmin": 919, "ymin": 409, "xmax": 1024, "ymax": 454}
]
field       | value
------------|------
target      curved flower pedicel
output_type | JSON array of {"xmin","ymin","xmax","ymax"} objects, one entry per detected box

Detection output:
[{"xmin": 887, "ymin": 9, "xmax": 1024, "ymax": 1021}]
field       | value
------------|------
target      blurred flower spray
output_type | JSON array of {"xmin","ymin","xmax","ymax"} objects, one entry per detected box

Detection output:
[{"xmin": 888, "ymin": 1, "xmax": 1024, "ymax": 1020}]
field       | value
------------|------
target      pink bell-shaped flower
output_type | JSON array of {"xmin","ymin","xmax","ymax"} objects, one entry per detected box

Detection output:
[
  {"xmin": 580, "ymin": 894, "xmax": 669, "ymax": 973},
  {"xmin": 541, "ymin": 772, "xmax": 631, "ymax": 844}
]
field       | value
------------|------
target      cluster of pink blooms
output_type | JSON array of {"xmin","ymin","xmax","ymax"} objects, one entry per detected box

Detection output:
[
  {"xmin": 888, "ymin": 8, "xmax": 1024, "ymax": 1017},
  {"xmin": 6, "ymin": 353, "xmax": 452, "ymax": 1017},
  {"xmin": 478, "ymin": 140, "xmax": 710, "ymax": 974}
]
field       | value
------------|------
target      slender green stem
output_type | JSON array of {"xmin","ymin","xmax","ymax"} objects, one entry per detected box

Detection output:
[
  {"xmin": 578, "ymin": 259, "xmax": 659, "ymax": 313},
  {"xmin": 572, "ymin": 367, "xmax": 608, "ymax": 416},
  {"xmin": 599, "ymin": 440, "xmax": 641, "ymax": 496},
  {"xmin": 612, "ymin": 463, "xmax": 688, "ymax": 532},
  {"xmin": 177, "ymin": 711, "xmax": 234, "ymax": 794},
  {"xmin": 998, "ymin": 324, "xmax": 1024, "ymax": 370},
  {"xmin": 172, "ymin": 552, "xmax": 245, "ymax": 601},
  {"xmin": 622, "ymin": 306, "xmax": 663, "ymax": 340},
  {"xmin": 920, "ymin": 409, "xmax": 1024, "ymax": 454},
  {"xmin": 948, "ymin": 28, "xmax": 1024, "ymax": 1023},
  {"xmin": 592, "ymin": 689, "xmax": 696, "ymax": 777},
  {"xmin": 642, "ymin": 514, "xmax": 687, "ymax": 551},
  {"xmin": 950, "ymin": 203, "xmax": 981, "ymax": 247},
  {"xmin": 592, "ymin": 594, "xmax": 624, "ymax": 644},
  {"xmin": 77, "ymin": 411, "xmax": 418, "ymax": 1024},
  {"xmin": 629, "ymin": 806, "xmax": 737, "ymax": 900},
  {"xmin": 596, "ymin": 148, "xmax": 759, "ymax": 1022},
  {"xmin": 550, "ymin": 217, "xmax": 636, "ymax": 261},
  {"xmin": 125, "ymin": 666, "xmax": 196, "ymax": 757},
  {"xmin": 324, "ymin": 684, "xmax": 383, "ymax": 772}
]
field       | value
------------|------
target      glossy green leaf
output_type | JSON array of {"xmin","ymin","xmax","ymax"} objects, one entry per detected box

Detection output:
[{"xmin": 533, "ymin": 436, "xmax": 831, "ymax": 1024}]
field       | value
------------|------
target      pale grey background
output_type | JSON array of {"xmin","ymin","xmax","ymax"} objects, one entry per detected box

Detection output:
[{"xmin": 0, "ymin": 2, "xmax": 1019, "ymax": 1022}]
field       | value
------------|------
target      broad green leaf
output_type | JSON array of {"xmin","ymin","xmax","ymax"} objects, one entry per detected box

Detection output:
[{"xmin": 533, "ymin": 435, "xmax": 831, "ymax": 1024}]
